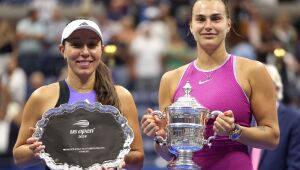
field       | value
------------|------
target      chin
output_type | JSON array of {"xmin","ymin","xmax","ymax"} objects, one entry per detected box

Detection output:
[
  {"xmin": 76, "ymin": 70, "xmax": 95, "ymax": 77},
  {"xmin": 200, "ymin": 43, "xmax": 218, "ymax": 51}
]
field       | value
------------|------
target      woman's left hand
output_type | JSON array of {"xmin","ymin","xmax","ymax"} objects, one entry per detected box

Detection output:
[{"xmin": 213, "ymin": 110, "xmax": 235, "ymax": 136}]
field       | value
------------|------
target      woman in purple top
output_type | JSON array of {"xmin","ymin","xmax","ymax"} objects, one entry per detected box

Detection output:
[
  {"xmin": 141, "ymin": 0, "xmax": 279, "ymax": 169},
  {"xmin": 13, "ymin": 19, "xmax": 144, "ymax": 170}
]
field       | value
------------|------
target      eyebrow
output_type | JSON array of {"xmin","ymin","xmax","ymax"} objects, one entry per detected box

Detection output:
[{"xmin": 195, "ymin": 13, "xmax": 223, "ymax": 17}]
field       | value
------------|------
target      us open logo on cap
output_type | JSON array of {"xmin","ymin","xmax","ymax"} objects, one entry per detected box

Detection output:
[
  {"xmin": 73, "ymin": 120, "xmax": 89, "ymax": 127},
  {"xmin": 79, "ymin": 22, "xmax": 88, "ymax": 26}
]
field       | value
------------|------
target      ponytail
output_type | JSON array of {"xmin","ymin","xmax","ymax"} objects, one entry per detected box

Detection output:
[{"xmin": 94, "ymin": 61, "xmax": 120, "ymax": 109}]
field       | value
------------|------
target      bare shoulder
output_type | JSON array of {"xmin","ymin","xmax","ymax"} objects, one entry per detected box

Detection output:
[
  {"xmin": 25, "ymin": 82, "xmax": 60, "ymax": 117},
  {"xmin": 30, "ymin": 83, "xmax": 59, "ymax": 103},
  {"xmin": 161, "ymin": 64, "xmax": 189, "ymax": 86},
  {"xmin": 235, "ymin": 56, "xmax": 272, "ymax": 98},
  {"xmin": 115, "ymin": 85, "xmax": 133, "ymax": 100},
  {"xmin": 236, "ymin": 56, "xmax": 267, "ymax": 77},
  {"xmin": 159, "ymin": 64, "xmax": 190, "ymax": 108},
  {"xmin": 115, "ymin": 85, "xmax": 138, "ymax": 117}
]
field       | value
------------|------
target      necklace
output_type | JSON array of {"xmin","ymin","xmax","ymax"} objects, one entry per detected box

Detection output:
[
  {"xmin": 196, "ymin": 54, "xmax": 230, "ymax": 85},
  {"xmin": 198, "ymin": 71, "xmax": 214, "ymax": 85}
]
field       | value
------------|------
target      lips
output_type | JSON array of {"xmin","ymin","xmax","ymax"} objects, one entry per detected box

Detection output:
[
  {"xmin": 201, "ymin": 33, "xmax": 217, "ymax": 39},
  {"xmin": 201, "ymin": 33, "xmax": 216, "ymax": 36},
  {"xmin": 76, "ymin": 60, "xmax": 93, "ymax": 67}
]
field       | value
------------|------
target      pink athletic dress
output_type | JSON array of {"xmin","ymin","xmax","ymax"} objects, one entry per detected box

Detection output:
[{"xmin": 173, "ymin": 55, "xmax": 253, "ymax": 170}]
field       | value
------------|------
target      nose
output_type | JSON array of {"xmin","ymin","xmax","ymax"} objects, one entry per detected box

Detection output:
[
  {"xmin": 204, "ymin": 20, "xmax": 213, "ymax": 31},
  {"xmin": 80, "ymin": 45, "xmax": 90, "ymax": 57}
]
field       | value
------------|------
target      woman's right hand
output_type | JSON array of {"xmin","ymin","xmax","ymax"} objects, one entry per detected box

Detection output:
[
  {"xmin": 141, "ymin": 108, "xmax": 167, "ymax": 138},
  {"xmin": 27, "ymin": 127, "xmax": 45, "ymax": 157}
]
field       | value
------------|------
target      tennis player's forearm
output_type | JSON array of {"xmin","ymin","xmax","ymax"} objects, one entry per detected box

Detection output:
[
  {"xmin": 13, "ymin": 145, "xmax": 42, "ymax": 168},
  {"xmin": 124, "ymin": 151, "xmax": 144, "ymax": 170},
  {"xmin": 237, "ymin": 125, "xmax": 279, "ymax": 149}
]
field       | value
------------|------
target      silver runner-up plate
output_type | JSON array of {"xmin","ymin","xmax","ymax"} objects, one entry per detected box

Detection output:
[{"xmin": 32, "ymin": 101, "xmax": 134, "ymax": 170}]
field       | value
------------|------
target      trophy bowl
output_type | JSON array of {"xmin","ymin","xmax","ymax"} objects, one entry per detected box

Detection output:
[{"xmin": 152, "ymin": 82, "xmax": 221, "ymax": 170}]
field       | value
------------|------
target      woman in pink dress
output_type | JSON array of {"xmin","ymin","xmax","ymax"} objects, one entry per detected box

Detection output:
[{"xmin": 141, "ymin": 0, "xmax": 279, "ymax": 169}]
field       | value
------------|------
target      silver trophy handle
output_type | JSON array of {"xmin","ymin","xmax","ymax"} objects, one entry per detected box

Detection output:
[
  {"xmin": 154, "ymin": 132, "xmax": 167, "ymax": 146},
  {"xmin": 205, "ymin": 110, "xmax": 223, "ymax": 147},
  {"xmin": 204, "ymin": 132, "xmax": 218, "ymax": 148},
  {"xmin": 206, "ymin": 110, "xmax": 223, "ymax": 119},
  {"xmin": 151, "ymin": 110, "xmax": 166, "ymax": 119},
  {"xmin": 150, "ymin": 110, "xmax": 167, "ymax": 146}
]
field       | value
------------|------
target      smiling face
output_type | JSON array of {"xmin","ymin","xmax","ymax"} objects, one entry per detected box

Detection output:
[
  {"xmin": 60, "ymin": 29, "xmax": 102, "ymax": 79},
  {"xmin": 190, "ymin": 0, "xmax": 231, "ymax": 52}
]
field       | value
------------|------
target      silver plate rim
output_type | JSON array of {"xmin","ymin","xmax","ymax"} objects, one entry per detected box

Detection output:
[{"xmin": 32, "ymin": 101, "xmax": 134, "ymax": 170}]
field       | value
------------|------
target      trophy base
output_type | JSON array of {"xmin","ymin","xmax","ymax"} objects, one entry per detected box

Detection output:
[
  {"xmin": 167, "ymin": 150, "xmax": 201, "ymax": 170},
  {"xmin": 167, "ymin": 161, "xmax": 201, "ymax": 170}
]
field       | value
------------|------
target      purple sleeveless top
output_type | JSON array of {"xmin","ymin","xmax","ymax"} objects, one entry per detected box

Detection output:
[
  {"xmin": 66, "ymin": 81, "xmax": 96, "ymax": 104},
  {"xmin": 173, "ymin": 55, "xmax": 253, "ymax": 170}
]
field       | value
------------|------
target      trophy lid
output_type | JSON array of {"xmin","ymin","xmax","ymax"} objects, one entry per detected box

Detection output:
[{"xmin": 169, "ymin": 81, "xmax": 205, "ymax": 109}]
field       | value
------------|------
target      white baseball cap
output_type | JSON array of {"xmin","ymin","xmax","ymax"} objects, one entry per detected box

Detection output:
[{"xmin": 61, "ymin": 19, "xmax": 103, "ymax": 43}]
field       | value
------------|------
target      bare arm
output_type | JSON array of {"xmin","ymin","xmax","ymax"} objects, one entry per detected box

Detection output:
[
  {"xmin": 117, "ymin": 86, "xmax": 144, "ymax": 170},
  {"xmin": 240, "ymin": 62, "xmax": 279, "ymax": 149},
  {"xmin": 13, "ymin": 89, "xmax": 46, "ymax": 168},
  {"xmin": 153, "ymin": 71, "xmax": 180, "ymax": 161},
  {"xmin": 13, "ymin": 84, "xmax": 58, "ymax": 168}
]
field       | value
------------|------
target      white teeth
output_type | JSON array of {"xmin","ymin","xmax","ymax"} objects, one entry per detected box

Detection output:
[
  {"xmin": 77, "ymin": 61, "xmax": 92, "ymax": 63},
  {"xmin": 78, "ymin": 61, "xmax": 91, "ymax": 66}
]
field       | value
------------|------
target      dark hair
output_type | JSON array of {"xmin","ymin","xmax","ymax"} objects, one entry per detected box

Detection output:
[
  {"xmin": 94, "ymin": 61, "xmax": 120, "ymax": 109},
  {"xmin": 191, "ymin": 0, "xmax": 231, "ymax": 19}
]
